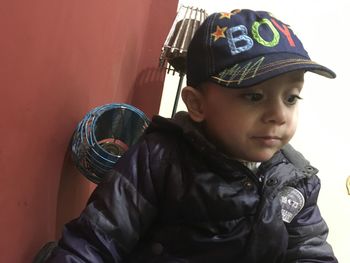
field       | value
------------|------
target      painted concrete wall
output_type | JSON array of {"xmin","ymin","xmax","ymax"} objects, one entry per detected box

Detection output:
[{"xmin": 0, "ymin": 0, "xmax": 177, "ymax": 262}]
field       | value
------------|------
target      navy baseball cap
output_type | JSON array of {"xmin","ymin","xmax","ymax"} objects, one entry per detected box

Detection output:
[{"xmin": 186, "ymin": 9, "xmax": 336, "ymax": 88}]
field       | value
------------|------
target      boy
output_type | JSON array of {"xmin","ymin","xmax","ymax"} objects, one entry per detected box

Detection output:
[{"xmin": 46, "ymin": 9, "xmax": 337, "ymax": 262}]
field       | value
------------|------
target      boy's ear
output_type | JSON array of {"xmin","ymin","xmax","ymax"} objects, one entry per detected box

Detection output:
[{"xmin": 181, "ymin": 86, "xmax": 205, "ymax": 122}]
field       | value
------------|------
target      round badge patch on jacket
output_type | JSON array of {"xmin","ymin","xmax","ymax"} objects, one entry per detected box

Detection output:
[{"xmin": 279, "ymin": 186, "xmax": 305, "ymax": 223}]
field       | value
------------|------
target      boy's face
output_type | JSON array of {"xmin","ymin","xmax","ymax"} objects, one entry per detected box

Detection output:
[{"xmin": 195, "ymin": 71, "xmax": 304, "ymax": 162}]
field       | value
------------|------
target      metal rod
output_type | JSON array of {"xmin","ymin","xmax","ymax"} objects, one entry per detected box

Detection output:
[{"xmin": 172, "ymin": 72, "xmax": 185, "ymax": 117}]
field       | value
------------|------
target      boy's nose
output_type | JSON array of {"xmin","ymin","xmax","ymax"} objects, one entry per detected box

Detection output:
[{"xmin": 262, "ymin": 101, "xmax": 287, "ymax": 125}]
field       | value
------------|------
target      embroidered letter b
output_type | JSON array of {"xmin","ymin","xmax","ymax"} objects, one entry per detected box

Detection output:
[{"xmin": 227, "ymin": 25, "xmax": 254, "ymax": 55}]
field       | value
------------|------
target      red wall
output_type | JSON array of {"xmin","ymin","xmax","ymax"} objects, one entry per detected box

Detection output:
[{"xmin": 0, "ymin": 0, "xmax": 177, "ymax": 262}]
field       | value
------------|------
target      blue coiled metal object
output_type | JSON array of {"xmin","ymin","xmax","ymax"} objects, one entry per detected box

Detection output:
[{"xmin": 71, "ymin": 103, "xmax": 150, "ymax": 183}]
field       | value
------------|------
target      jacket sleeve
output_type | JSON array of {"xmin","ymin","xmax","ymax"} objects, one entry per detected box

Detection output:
[
  {"xmin": 45, "ymin": 138, "xmax": 158, "ymax": 262},
  {"xmin": 284, "ymin": 175, "xmax": 338, "ymax": 263}
]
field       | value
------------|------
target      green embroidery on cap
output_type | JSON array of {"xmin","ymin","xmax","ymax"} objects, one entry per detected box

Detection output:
[{"xmin": 252, "ymin": 18, "xmax": 280, "ymax": 47}]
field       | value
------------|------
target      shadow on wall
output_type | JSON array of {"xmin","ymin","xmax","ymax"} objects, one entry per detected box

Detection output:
[
  {"xmin": 55, "ymin": 142, "xmax": 95, "ymax": 238},
  {"xmin": 131, "ymin": 67, "xmax": 167, "ymax": 117}
]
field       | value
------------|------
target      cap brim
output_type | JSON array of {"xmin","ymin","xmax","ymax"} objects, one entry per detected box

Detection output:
[{"xmin": 210, "ymin": 53, "xmax": 336, "ymax": 88}]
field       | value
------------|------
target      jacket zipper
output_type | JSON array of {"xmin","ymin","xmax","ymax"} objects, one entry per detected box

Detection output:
[
  {"xmin": 258, "ymin": 174, "xmax": 265, "ymax": 183},
  {"xmin": 256, "ymin": 159, "xmax": 287, "ymax": 186}
]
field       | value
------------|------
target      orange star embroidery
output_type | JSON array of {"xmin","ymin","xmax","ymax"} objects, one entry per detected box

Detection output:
[
  {"xmin": 220, "ymin": 12, "xmax": 233, "ymax": 19},
  {"xmin": 211, "ymin": 26, "xmax": 227, "ymax": 41}
]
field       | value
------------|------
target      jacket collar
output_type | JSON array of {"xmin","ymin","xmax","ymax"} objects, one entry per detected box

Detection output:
[{"xmin": 148, "ymin": 112, "xmax": 318, "ymax": 178}]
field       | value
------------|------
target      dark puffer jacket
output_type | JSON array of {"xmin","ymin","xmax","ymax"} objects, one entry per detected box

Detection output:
[{"xmin": 46, "ymin": 112, "xmax": 337, "ymax": 263}]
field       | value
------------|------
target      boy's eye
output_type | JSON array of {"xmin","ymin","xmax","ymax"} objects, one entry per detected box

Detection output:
[
  {"xmin": 244, "ymin": 93, "xmax": 264, "ymax": 102},
  {"xmin": 285, "ymin": 95, "xmax": 302, "ymax": 105}
]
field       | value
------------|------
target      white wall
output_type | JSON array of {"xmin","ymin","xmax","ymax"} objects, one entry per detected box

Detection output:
[{"xmin": 159, "ymin": 0, "xmax": 350, "ymax": 262}]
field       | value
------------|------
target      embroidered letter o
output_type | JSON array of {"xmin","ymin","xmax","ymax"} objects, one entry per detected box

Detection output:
[{"xmin": 252, "ymin": 18, "xmax": 280, "ymax": 47}]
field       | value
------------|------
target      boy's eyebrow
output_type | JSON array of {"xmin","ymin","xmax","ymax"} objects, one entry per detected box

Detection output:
[
  {"xmin": 285, "ymin": 73, "xmax": 304, "ymax": 88},
  {"xmin": 288, "ymin": 81, "xmax": 304, "ymax": 93},
  {"xmin": 292, "ymin": 76, "xmax": 304, "ymax": 83},
  {"xmin": 291, "ymin": 78, "xmax": 304, "ymax": 87}
]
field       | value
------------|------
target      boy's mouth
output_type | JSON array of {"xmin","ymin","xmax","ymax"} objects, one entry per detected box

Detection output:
[{"xmin": 251, "ymin": 136, "xmax": 282, "ymax": 147}]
